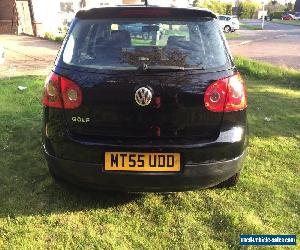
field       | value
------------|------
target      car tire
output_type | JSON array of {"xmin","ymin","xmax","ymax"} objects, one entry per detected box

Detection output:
[
  {"xmin": 216, "ymin": 172, "xmax": 240, "ymax": 188},
  {"xmin": 224, "ymin": 26, "xmax": 231, "ymax": 33}
]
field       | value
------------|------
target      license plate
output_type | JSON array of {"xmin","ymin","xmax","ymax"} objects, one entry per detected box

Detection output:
[{"xmin": 104, "ymin": 152, "xmax": 181, "ymax": 172}]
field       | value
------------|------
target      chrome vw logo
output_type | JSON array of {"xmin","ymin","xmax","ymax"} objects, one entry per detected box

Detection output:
[{"xmin": 135, "ymin": 87, "xmax": 152, "ymax": 107}]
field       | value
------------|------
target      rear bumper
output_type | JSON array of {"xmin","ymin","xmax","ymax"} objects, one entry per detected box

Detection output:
[
  {"xmin": 45, "ymin": 149, "xmax": 246, "ymax": 192},
  {"xmin": 232, "ymin": 24, "xmax": 240, "ymax": 30}
]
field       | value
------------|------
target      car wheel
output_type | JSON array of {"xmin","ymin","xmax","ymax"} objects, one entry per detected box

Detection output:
[
  {"xmin": 216, "ymin": 172, "xmax": 240, "ymax": 188},
  {"xmin": 224, "ymin": 26, "xmax": 231, "ymax": 33}
]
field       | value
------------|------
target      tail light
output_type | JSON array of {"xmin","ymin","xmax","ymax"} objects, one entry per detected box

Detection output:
[
  {"xmin": 204, "ymin": 73, "xmax": 247, "ymax": 112},
  {"xmin": 43, "ymin": 72, "xmax": 82, "ymax": 109}
]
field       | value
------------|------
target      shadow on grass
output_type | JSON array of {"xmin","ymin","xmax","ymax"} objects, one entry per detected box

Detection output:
[
  {"xmin": 0, "ymin": 75, "xmax": 144, "ymax": 217},
  {"xmin": 0, "ymin": 142, "xmax": 144, "ymax": 218},
  {"xmin": 0, "ymin": 73, "xmax": 299, "ymax": 218},
  {"xmin": 235, "ymin": 57, "xmax": 300, "ymax": 90},
  {"xmin": 0, "ymin": 123, "xmax": 143, "ymax": 217},
  {"xmin": 247, "ymin": 55, "xmax": 300, "ymax": 72}
]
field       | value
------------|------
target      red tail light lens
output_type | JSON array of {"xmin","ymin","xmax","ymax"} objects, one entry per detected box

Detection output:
[
  {"xmin": 204, "ymin": 73, "xmax": 247, "ymax": 112},
  {"xmin": 61, "ymin": 77, "xmax": 83, "ymax": 109},
  {"xmin": 43, "ymin": 72, "xmax": 82, "ymax": 109},
  {"xmin": 43, "ymin": 72, "xmax": 62, "ymax": 108},
  {"xmin": 225, "ymin": 74, "xmax": 247, "ymax": 112}
]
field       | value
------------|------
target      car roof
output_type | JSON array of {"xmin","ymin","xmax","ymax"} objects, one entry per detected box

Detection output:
[{"xmin": 76, "ymin": 6, "xmax": 217, "ymax": 19}]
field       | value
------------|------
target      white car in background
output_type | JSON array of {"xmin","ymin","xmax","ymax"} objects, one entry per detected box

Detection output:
[
  {"xmin": 218, "ymin": 15, "xmax": 240, "ymax": 33},
  {"xmin": 0, "ymin": 44, "xmax": 4, "ymax": 64},
  {"xmin": 295, "ymin": 13, "xmax": 300, "ymax": 20}
]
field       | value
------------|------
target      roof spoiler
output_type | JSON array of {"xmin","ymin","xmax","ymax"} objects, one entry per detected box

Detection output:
[{"xmin": 76, "ymin": 7, "xmax": 217, "ymax": 19}]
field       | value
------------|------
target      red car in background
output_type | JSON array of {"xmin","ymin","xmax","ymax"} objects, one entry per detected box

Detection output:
[{"xmin": 281, "ymin": 13, "xmax": 296, "ymax": 20}]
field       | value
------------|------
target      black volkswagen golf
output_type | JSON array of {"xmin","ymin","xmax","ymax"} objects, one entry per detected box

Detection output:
[{"xmin": 42, "ymin": 6, "xmax": 248, "ymax": 191}]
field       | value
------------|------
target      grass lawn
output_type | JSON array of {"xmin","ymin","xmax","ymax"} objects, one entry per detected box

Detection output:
[
  {"xmin": 240, "ymin": 23, "xmax": 262, "ymax": 30},
  {"xmin": 0, "ymin": 58, "xmax": 299, "ymax": 249},
  {"xmin": 225, "ymin": 32, "xmax": 241, "ymax": 40},
  {"xmin": 271, "ymin": 19, "xmax": 300, "ymax": 27}
]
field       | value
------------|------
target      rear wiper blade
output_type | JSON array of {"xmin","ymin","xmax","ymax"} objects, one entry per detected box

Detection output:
[
  {"xmin": 139, "ymin": 65, "xmax": 206, "ymax": 72},
  {"xmin": 140, "ymin": 65, "xmax": 185, "ymax": 72},
  {"xmin": 184, "ymin": 67, "xmax": 206, "ymax": 71}
]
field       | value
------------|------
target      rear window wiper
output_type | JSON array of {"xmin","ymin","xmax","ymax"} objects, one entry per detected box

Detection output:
[
  {"xmin": 139, "ymin": 65, "xmax": 206, "ymax": 72},
  {"xmin": 184, "ymin": 67, "xmax": 206, "ymax": 71}
]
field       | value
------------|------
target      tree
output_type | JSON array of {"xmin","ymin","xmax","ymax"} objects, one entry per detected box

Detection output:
[
  {"xmin": 80, "ymin": 0, "xmax": 86, "ymax": 8},
  {"xmin": 236, "ymin": 1, "xmax": 260, "ymax": 19},
  {"xmin": 284, "ymin": 2, "xmax": 294, "ymax": 11},
  {"xmin": 193, "ymin": 0, "xmax": 232, "ymax": 15},
  {"xmin": 236, "ymin": 3, "xmax": 244, "ymax": 19},
  {"xmin": 266, "ymin": 0, "xmax": 285, "ymax": 14},
  {"xmin": 226, "ymin": 4, "xmax": 232, "ymax": 15},
  {"xmin": 295, "ymin": 0, "xmax": 300, "ymax": 11}
]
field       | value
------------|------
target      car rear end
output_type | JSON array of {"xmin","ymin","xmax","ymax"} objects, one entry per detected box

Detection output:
[
  {"xmin": 231, "ymin": 16, "xmax": 240, "ymax": 31},
  {"xmin": 282, "ymin": 13, "xmax": 295, "ymax": 20},
  {"xmin": 42, "ymin": 7, "xmax": 248, "ymax": 191},
  {"xmin": 294, "ymin": 13, "xmax": 300, "ymax": 20}
]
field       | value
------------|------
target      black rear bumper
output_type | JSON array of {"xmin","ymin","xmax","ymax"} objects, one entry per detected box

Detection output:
[{"xmin": 45, "ymin": 149, "xmax": 246, "ymax": 192}]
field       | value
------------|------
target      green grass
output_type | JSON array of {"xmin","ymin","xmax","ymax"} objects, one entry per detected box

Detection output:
[
  {"xmin": 225, "ymin": 32, "xmax": 241, "ymax": 40},
  {"xmin": 240, "ymin": 23, "xmax": 262, "ymax": 30},
  {"xmin": 271, "ymin": 19, "xmax": 300, "ymax": 26},
  {"xmin": 44, "ymin": 32, "xmax": 65, "ymax": 43},
  {"xmin": 132, "ymin": 38, "xmax": 153, "ymax": 46},
  {"xmin": 0, "ymin": 59, "xmax": 299, "ymax": 249}
]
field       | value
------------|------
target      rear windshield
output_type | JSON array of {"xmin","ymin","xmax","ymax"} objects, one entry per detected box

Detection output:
[{"xmin": 63, "ymin": 18, "xmax": 230, "ymax": 71}]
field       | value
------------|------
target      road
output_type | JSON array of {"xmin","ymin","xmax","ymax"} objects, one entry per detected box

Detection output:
[
  {"xmin": 230, "ymin": 20, "xmax": 300, "ymax": 70},
  {"xmin": 0, "ymin": 20, "xmax": 299, "ymax": 78}
]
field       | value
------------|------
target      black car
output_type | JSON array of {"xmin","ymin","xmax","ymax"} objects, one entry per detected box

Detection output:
[{"xmin": 42, "ymin": 6, "xmax": 248, "ymax": 192}]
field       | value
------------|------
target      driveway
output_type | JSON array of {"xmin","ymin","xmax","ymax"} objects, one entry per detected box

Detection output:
[
  {"xmin": 229, "ymin": 20, "xmax": 300, "ymax": 70},
  {"xmin": 0, "ymin": 35, "xmax": 60, "ymax": 78},
  {"xmin": 0, "ymin": 22, "xmax": 300, "ymax": 78}
]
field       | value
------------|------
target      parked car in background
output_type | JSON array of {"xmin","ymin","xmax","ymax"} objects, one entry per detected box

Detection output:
[
  {"xmin": 121, "ymin": 23, "xmax": 149, "ymax": 39},
  {"xmin": 42, "ymin": 6, "xmax": 248, "ymax": 191},
  {"xmin": 294, "ymin": 12, "xmax": 300, "ymax": 20},
  {"xmin": 121, "ymin": 23, "xmax": 163, "ymax": 40},
  {"xmin": 281, "ymin": 13, "xmax": 296, "ymax": 20},
  {"xmin": 0, "ymin": 44, "xmax": 4, "ymax": 64},
  {"xmin": 217, "ymin": 15, "xmax": 240, "ymax": 33}
]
